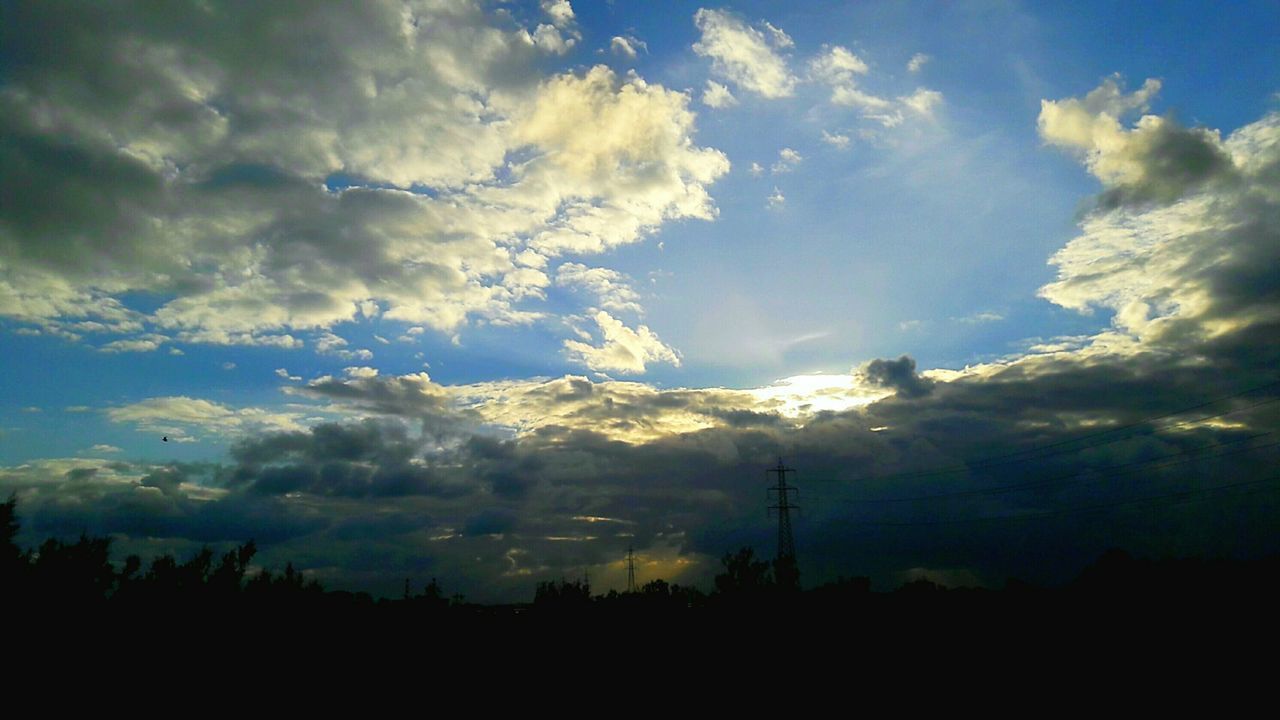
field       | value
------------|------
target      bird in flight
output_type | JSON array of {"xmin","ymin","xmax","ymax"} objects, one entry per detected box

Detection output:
[{"xmin": 162, "ymin": 436, "xmax": 169, "ymax": 442}]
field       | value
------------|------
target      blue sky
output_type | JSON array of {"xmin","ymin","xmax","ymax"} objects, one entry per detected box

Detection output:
[{"xmin": 3, "ymin": 1, "xmax": 1279, "ymax": 599}]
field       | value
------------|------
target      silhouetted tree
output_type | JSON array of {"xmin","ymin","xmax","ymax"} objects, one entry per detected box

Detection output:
[
  {"xmin": 714, "ymin": 547, "xmax": 773, "ymax": 598},
  {"xmin": 0, "ymin": 495, "xmax": 23, "ymax": 583},
  {"xmin": 533, "ymin": 578, "xmax": 592, "ymax": 610},
  {"xmin": 773, "ymin": 555, "xmax": 800, "ymax": 592}
]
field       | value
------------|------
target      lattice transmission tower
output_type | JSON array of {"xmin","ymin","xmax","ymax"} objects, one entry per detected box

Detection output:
[
  {"xmin": 767, "ymin": 457, "xmax": 800, "ymax": 589},
  {"xmin": 625, "ymin": 545, "xmax": 638, "ymax": 593}
]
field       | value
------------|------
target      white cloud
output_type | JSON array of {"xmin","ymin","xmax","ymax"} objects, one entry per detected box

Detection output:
[
  {"xmin": 275, "ymin": 368, "xmax": 302, "ymax": 382},
  {"xmin": 772, "ymin": 147, "xmax": 803, "ymax": 173},
  {"xmin": 513, "ymin": 65, "xmax": 730, "ymax": 255},
  {"xmin": 107, "ymin": 396, "xmax": 307, "ymax": 437},
  {"xmin": 556, "ymin": 263, "xmax": 643, "ymax": 313},
  {"xmin": 821, "ymin": 130, "xmax": 851, "ymax": 149},
  {"xmin": 901, "ymin": 88, "xmax": 944, "ymax": 119},
  {"xmin": 749, "ymin": 162, "xmax": 765, "ymax": 177},
  {"xmin": 610, "ymin": 35, "xmax": 646, "ymax": 59},
  {"xmin": 314, "ymin": 332, "xmax": 373, "ymax": 362},
  {"xmin": 767, "ymin": 187, "xmax": 786, "ymax": 209},
  {"xmin": 809, "ymin": 45, "xmax": 943, "ymax": 128},
  {"xmin": 532, "ymin": 24, "xmax": 576, "ymax": 55},
  {"xmin": 907, "ymin": 53, "xmax": 930, "ymax": 73},
  {"xmin": 809, "ymin": 45, "xmax": 870, "ymax": 85},
  {"xmin": 222, "ymin": 362, "xmax": 237, "ymax": 370},
  {"xmin": 542, "ymin": 0, "xmax": 575, "ymax": 27},
  {"xmin": 702, "ymin": 80, "xmax": 738, "ymax": 109},
  {"xmin": 693, "ymin": 8, "xmax": 796, "ymax": 98},
  {"xmin": 563, "ymin": 311, "xmax": 680, "ymax": 374}
]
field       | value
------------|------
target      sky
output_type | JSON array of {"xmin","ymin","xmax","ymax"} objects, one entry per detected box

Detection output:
[{"xmin": 2, "ymin": 0, "xmax": 1279, "ymax": 601}]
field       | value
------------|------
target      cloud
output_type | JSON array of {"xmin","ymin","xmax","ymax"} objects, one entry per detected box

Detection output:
[
  {"xmin": 556, "ymin": 263, "xmax": 643, "ymax": 314},
  {"xmin": 858, "ymin": 355, "xmax": 935, "ymax": 398},
  {"xmin": 107, "ymin": 396, "xmax": 308, "ymax": 439},
  {"xmin": 955, "ymin": 311, "xmax": 1004, "ymax": 324},
  {"xmin": 821, "ymin": 131, "xmax": 851, "ymax": 150},
  {"xmin": 809, "ymin": 45, "xmax": 870, "ymax": 86},
  {"xmin": 563, "ymin": 311, "xmax": 681, "ymax": 374},
  {"xmin": 702, "ymin": 80, "xmax": 738, "ymax": 109},
  {"xmin": 693, "ymin": 8, "xmax": 796, "ymax": 99},
  {"xmin": 907, "ymin": 53, "xmax": 930, "ymax": 73},
  {"xmin": 767, "ymin": 187, "xmax": 786, "ymax": 209},
  {"xmin": 1039, "ymin": 76, "xmax": 1231, "ymax": 207},
  {"xmin": 0, "ymin": 3, "xmax": 726, "ymax": 355},
  {"xmin": 809, "ymin": 45, "xmax": 943, "ymax": 128},
  {"xmin": 610, "ymin": 35, "xmax": 646, "ymax": 59},
  {"xmin": 772, "ymin": 148, "xmax": 803, "ymax": 173},
  {"xmin": 228, "ymin": 418, "xmax": 468, "ymax": 498},
  {"xmin": 314, "ymin": 332, "xmax": 374, "ymax": 362},
  {"xmin": 512, "ymin": 65, "xmax": 731, "ymax": 256},
  {"xmin": 290, "ymin": 369, "xmax": 457, "ymax": 424},
  {"xmin": 901, "ymin": 88, "xmax": 943, "ymax": 119},
  {"xmin": 749, "ymin": 162, "xmax": 765, "ymax": 177},
  {"xmin": 541, "ymin": 0, "xmax": 575, "ymax": 27},
  {"xmin": 1038, "ymin": 79, "xmax": 1278, "ymax": 346}
]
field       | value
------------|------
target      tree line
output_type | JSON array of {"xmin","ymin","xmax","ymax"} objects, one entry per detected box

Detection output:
[{"xmin": 5, "ymin": 495, "xmax": 1279, "ymax": 616}]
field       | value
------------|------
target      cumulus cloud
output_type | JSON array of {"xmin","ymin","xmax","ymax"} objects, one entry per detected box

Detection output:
[
  {"xmin": 563, "ymin": 311, "xmax": 681, "ymax": 374},
  {"xmin": 1039, "ymin": 76, "xmax": 1230, "ymax": 207},
  {"xmin": 0, "ymin": 2, "xmax": 726, "ymax": 357},
  {"xmin": 1038, "ymin": 78, "xmax": 1278, "ymax": 346},
  {"xmin": 702, "ymin": 80, "xmax": 738, "ymax": 109},
  {"xmin": 772, "ymin": 148, "xmax": 803, "ymax": 173},
  {"xmin": 907, "ymin": 53, "xmax": 930, "ymax": 73},
  {"xmin": 858, "ymin": 355, "xmax": 935, "ymax": 398},
  {"xmin": 512, "ymin": 65, "xmax": 731, "ymax": 256},
  {"xmin": 541, "ymin": 0, "xmax": 575, "ymax": 27},
  {"xmin": 693, "ymin": 8, "xmax": 797, "ymax": 98}
]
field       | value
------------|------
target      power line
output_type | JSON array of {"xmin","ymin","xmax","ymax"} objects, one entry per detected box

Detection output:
[{"xmin": 843, "ymin": 431, "xmax": 1279, "ymax": 505}]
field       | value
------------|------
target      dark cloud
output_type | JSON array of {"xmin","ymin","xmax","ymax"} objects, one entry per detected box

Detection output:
[
  {"xmin": 1096, "ymin": 121, "xmax": 1235, "ymax": 209},
  {"xmin": 860, "ymin": 355, "xmax": 934, "ymax": 398},
  {"xmin": 229, "ymin": 419, "xmax": 471, "ymax": 498}
]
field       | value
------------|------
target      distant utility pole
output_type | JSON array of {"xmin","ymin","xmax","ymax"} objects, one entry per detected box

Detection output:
[
  {"xmin": 626, "ymin": 545, "xmax": 638, "ymax": 593},
  {"xmin": 767, "ymin": 457, "xmax": 800, "ymax": 589}
]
